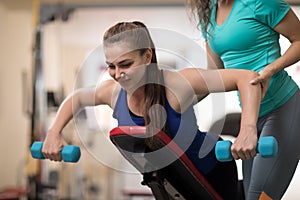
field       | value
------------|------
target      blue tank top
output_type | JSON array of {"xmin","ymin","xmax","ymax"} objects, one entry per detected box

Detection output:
[{"xmin": 113, "ymin": 89, "xmax": 218, "ymax": 174}]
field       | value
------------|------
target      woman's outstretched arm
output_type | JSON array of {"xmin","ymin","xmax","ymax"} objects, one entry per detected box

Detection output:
[
  {"xmin": 180, "ymin": 68, "xmax": 262, "ymax": 160},
  {"xmin": 42, "ymin": 79, "xmax": 116, "ymax": 161}
]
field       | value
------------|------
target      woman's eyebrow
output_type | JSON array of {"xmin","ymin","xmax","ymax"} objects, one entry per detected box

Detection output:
[
  {"xmin": 118, "ymin": 59, "xmax": 133, "ymax": 64},
  {"xmin": 106, "ymin": 58, "xmax": 134, "ymax": 66}
]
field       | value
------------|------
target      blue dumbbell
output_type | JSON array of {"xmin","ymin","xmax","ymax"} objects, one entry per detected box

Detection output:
[
  {"xmin": 31, "ymin": 141, "xmax": 81, "ymax": 163},
  {"xmin": 215, "ymin": 136, "xmax": 278, "ymax": 162}
]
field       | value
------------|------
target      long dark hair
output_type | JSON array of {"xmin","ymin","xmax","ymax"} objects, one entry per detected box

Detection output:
[
  {"xmin": 186, "ymin": 0, "xmax": 213, "ymax": 34},
  {"xmin": 103, "ymin": 21, "xmax": 167, "ymax": 149}
]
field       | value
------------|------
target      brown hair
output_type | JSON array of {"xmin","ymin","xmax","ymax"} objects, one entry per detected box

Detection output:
[
  {"xmin": 186, "ymin": 0, "xmax": 213, "ymax": 34},
  {"xmin": 103, "ymin": 21, "xmax": 167, "ymax": 149}
]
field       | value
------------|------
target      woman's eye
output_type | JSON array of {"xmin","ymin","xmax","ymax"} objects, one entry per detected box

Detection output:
[
  {"xmin": 121, "ymin": 61, "xmax": 134, "ymax": 68},
  {"xmin": 107, "ymin": 60, "xmax": 134, "ymax": 69},
  {"xmin": 108, "ymin": 64, "xmax": 115, "ymax": 69}
]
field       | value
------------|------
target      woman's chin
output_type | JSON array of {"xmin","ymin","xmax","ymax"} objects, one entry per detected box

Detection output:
[{"xmin": 119, "ymin": 80, "xmax": 132, "ymax": 89}]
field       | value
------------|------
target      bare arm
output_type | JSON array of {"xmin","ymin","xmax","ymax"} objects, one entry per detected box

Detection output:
[
  {"xmin": 194, "ymin": 42, "xmax": 224, "ymax": 101},
  {"xmin": 48, "ymin": 79, "xmax": 116, "ymax": 134},
  {"xmin": 179, "ymin": 68, "xmax": 261, "ymax": 160},
  {"xmin": 250, "ymin": 9, "xmax": 300, "ymax": 91},
  {"xmin": 206, "ymin": 41, "xmax": 224, "ymax": 69},
  {"xmin": 42, "ymin": 79, "xmax": 116, "ymax": 161}
]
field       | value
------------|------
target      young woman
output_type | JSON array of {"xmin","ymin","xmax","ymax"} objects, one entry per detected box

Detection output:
[
  {"xmin": 187, "ymin": 0, "xmax": 300, "ymax": 199},
  {"xmin": 42, "ymin": 21, "xmax": 261, "ymax": 199}
]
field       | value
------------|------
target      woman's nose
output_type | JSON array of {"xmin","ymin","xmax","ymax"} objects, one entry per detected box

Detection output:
[{"xmin": 115, "ymin": 67, "xmax": 124, "ymax": 80}]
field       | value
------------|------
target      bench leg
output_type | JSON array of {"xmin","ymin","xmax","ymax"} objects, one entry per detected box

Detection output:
[{"xmin": 142, "ymin": 171, "xmax": 185, "ymax": 200}]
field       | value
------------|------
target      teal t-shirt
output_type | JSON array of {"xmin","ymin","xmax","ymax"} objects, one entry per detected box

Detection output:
[{"xmin": 203, "ymin": 0, "xmax": 298, "ymax": 117}]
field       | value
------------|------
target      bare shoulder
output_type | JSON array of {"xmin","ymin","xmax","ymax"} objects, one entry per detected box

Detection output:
[
  {"xmin": 163, "ymin": 69, "xmax": 197, "ymax": 112},
  {"xmin": 163, "ymin": 69, "xmax": 186, "ymax": 90},
  {"xmin": 95, "ymin": 79, "xmax": 120, "ymax": 107},
  {"xmin": 163, "ymin": 69, "xmax": 198, "ymax": 86}
]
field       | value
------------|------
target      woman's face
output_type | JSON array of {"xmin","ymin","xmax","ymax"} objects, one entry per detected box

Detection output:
[{"xmin": 105, "ymin": 41, "xmax": 152, "ymax": 90}]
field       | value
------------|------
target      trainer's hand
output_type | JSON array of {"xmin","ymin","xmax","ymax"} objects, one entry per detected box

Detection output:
[
  {"xmin": 42, "ymin": 130, "xmax": 67, "ymax": 162},
  {"xmin": 249, "ymin": 68, "xmax": 273, "ymax": 99},
  {"xmin": 231, "ymin": 125, "xmax": 258, "ymax": 160}
]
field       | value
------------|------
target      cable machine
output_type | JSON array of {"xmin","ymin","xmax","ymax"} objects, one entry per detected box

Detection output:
[{"xmin": 28, "ymin": 1, "xmax": 75, "ymax": 198}]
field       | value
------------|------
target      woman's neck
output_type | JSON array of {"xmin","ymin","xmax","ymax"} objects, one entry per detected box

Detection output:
[{"xmin": 127, "ymin": 86, "xmax": 145, "ymax": 116}]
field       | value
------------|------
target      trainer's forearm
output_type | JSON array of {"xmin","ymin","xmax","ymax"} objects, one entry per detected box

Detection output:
[{"xmin": 266, "ymin": 41, "xmax": 300, "ymax": 74}]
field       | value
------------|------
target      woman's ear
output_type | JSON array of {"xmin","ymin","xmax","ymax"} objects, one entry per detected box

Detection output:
[{"xmin": 145, "ymin": 48, "xmax": 153, "ymax": 65}]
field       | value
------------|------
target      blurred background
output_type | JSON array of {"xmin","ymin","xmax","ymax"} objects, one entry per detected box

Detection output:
[{"xmin": 0, "ymin": 0, "xmax": 299, "ymax": 199}]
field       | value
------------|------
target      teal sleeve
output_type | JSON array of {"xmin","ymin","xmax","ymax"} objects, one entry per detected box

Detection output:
[{"xmin": 255, "ymin": 0, "xmax": 290, "ymax": 28}]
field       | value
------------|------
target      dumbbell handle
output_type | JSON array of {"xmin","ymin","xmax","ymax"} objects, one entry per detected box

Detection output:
[
  {"xmin": 30, "ymin": 141, "xmax": 81, "ymax": 163},
  {"xmin": 215, "ymin": 136, "xmax": 278, "ymax": 162}
]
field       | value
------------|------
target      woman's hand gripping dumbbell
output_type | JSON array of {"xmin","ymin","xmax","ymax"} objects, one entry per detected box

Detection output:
[
  {"xmin": 215, "ymin": 136, "xmax": 278, "ymax": 162},
  {"xmin": 31, "ymin": 141, "xmax": 81, "ymax": 163}
]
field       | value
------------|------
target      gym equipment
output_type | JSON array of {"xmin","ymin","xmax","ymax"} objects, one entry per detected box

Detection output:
[
  {"xmin": 27, "ymin": 2, "xmax": 77, "ymax": 198},
  {"xmin": 110, "ymin": 126, "xmax": 225, "ymax": 200},
  {"xmin": 215, "ymin": 136, "xmax": 278, "ymax": 162},
  {"xmin": 30, "ymin": 141, "xmax": 81, "ymax": 163}
]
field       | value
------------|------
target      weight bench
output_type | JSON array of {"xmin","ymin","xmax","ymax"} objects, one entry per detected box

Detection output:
[{"xmin": 109, "ymin": 126, "xmax": 223, "ymax": 200}]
